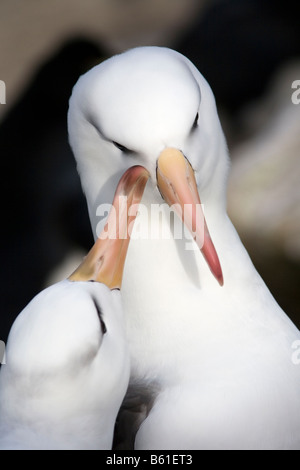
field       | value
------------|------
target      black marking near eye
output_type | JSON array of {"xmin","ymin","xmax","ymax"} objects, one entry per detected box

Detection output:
[
  {"xmin": 191, "ymin": 112, "xmax": 199, "ymax": 131},
  {"xmin": 89, "ymin": 120, "xmax": 134, "ymax": 155},
  {"xmin": 112, "ymin": 141, "xmax": 132, "ymax": 154},
  {"xmin": 92, "ymin": 297, "xmax": 107, "ymax": 334}
]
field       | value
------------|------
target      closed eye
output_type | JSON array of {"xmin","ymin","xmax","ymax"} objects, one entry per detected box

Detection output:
[
  {"xmin": 112, "ymin": 141, "xmax": 132, "ymax": 154},
  {"xmin": 92, "ymin": 297, "xmax": 107, "ymax": 334},
  {"xmin": 191, "ymin": 112, "xmax": 199, "ymax": 131},
  {"xmin": 89, "ymin": 120, "xmax": 133, "ymax": 155}
]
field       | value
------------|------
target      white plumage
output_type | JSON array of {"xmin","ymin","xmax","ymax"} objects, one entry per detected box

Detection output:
[
  {"xmin": 68, "ymin": 46, "xmax": 300, "ymax": 450},
  {"xmin": 0, "ymin": 281, "xmax": 129, "ymax": 450},
  {"xmin": 0, "ymin": 165, "xmax": 148, "ymax": 450}
]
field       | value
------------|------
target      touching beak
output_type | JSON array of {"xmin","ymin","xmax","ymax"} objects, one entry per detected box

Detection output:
[
  {"xmin": 157, "ymin": 148, "xmax": 223, "ymax": 286},
  {"xmin": 69, "ymin": 165, "xmax": 149, "ymax": 289}
]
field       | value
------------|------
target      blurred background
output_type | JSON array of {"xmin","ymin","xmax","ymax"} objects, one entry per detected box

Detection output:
[{"xmin": 0, "ymin": 0, "xmax": 299, "ymax": 345}]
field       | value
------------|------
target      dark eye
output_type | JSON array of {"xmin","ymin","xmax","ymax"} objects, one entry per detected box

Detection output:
[
  {"xmin": 92, "ymin": 297, "xmax": 107, "ymax": 334},
  {"xmin": 112, "ymin": 141, "xmax": 131, "ymax": 153},
  {"xmin": 191, "ymin": 112, "xmax": 199, "ymax": 131}
]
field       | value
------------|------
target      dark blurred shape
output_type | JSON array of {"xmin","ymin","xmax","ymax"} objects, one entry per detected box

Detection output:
[
  {"xmin": 0, "ymin": 38, "xmax": 107, "ymax": 342},
  {"xmin": 176, "ymin": 0, "xmax": 300, "ymax": 113}
]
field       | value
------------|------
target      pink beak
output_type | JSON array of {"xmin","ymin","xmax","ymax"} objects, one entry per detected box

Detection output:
[
  {"xmin": 157, "ymin": 148, "xmax": 223, "ymax": 286},
  {"xmin": 69, "ymin": 165, "xmax": 149, "ymax": 289}
]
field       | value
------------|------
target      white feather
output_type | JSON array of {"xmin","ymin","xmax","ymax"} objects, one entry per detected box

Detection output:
[
  {"xmin": 0, "ymin": 280, "xmax": 129, "ymax": 450},
  {"xmin": 68, "ymin": 46, "xmax": 300, "ymax": 450}
]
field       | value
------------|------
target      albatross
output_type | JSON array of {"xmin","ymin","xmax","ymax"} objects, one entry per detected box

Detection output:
[
  {"xmin": 68, "ymin": 46, "xmax": 300, "ymax": 450},
  {"xmin": 0, "ymin": 165, "xmax": 149, "ymax": 450}
]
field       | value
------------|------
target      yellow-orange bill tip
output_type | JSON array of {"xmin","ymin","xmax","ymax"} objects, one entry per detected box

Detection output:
[{"xmin": 69, "ymin": 165, "xmax": 149, "ymax": 289}]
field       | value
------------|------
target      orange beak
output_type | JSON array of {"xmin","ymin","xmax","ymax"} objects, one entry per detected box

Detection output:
[
  {"xmin": 157, "ymin": 148, "xmax": 223, "ymax": 286},
  {"xmin": 69, "ymin": 165, "xmax": 149, "ymax": 289}
]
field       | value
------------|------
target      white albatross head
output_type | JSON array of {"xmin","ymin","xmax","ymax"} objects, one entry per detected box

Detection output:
[
  {"xmin": 68, "ymin": 46, "xmax": 230, "ymax": 285},
  {"xmin": 0, "ymin": 166, "xmax": 149, "ymax": 449}
]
